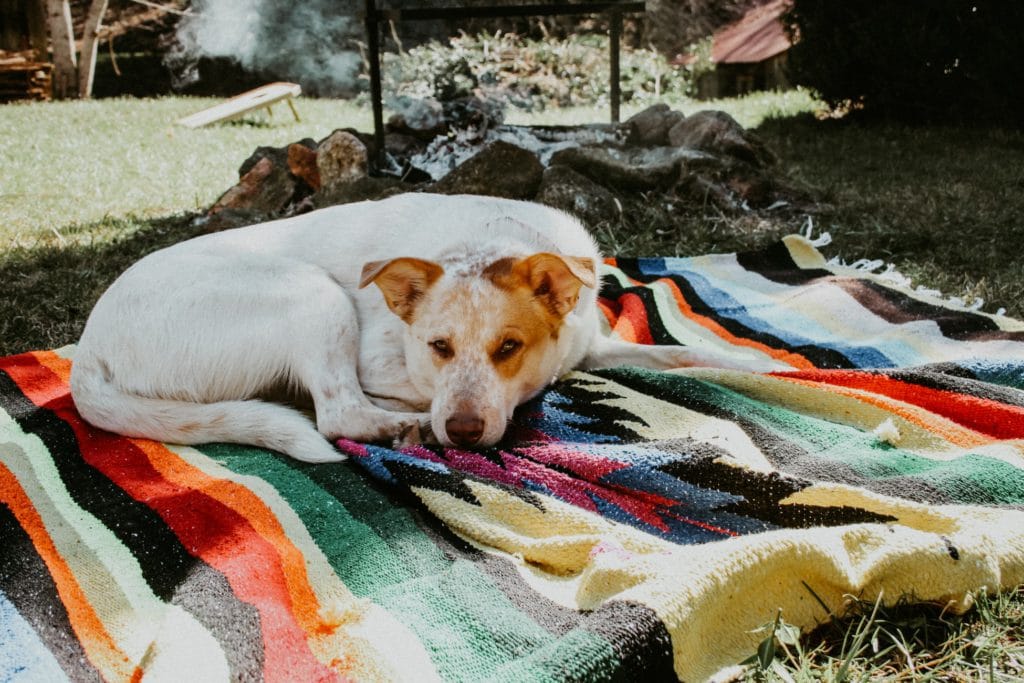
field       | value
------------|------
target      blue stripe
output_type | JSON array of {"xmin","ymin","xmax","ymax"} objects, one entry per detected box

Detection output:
[
  {"xmin": 633, "ymin": 258, "xmax": 899, "ymax": 368},
  {"xmin": 0, "ymin": 589, "xmax": 68, "ymax": 683}
]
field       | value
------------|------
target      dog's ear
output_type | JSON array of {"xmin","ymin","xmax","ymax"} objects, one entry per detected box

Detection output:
[
  {"xmin": 511, "ymin": 253, "xmax": 597, "ymax": 318},
  {"xmin": 360, "ymin": 258, "xmax": 444, "ymax": 323}
]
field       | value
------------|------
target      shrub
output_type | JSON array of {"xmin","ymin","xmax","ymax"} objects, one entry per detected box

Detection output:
[
  {"xmin": 784, "ymin": 1, "xmax": 1024, "ymax": 124},
  {"xmin": 379, "ymin": 31, "xmax": 713, "ymax": 111}
]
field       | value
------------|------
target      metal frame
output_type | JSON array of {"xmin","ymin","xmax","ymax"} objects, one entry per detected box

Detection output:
[{"xmin": 363, "ymin": 1, "xmax": 645, "ymax": 167}]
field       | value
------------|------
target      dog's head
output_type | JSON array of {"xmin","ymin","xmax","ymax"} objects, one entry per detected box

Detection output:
[{"xmin": 360, "ymin": 252, "xmax": 596, "ymax": 448}]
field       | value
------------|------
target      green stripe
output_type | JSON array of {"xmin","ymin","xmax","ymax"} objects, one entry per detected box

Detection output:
[
  {"xmin": 198, "ymin": 444, "xmax": 601, "ymax": 680},
  {"xmin": 490, "ymin": 628, "xmax": 619, "ymax": 682}
]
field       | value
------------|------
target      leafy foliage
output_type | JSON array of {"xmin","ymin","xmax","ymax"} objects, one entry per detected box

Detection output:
[
  {"xmin": 379, "ymin": 31, "xmax": 714, "ymax": 111},
  {"xmin": 785, "ymin": 1, "xmax": 1024, "ymax": 124}
]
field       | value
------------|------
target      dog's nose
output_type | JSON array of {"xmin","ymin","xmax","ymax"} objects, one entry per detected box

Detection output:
[{"xmin": 445, "ymin": 414, "xmax": 484, "ymax": 447}]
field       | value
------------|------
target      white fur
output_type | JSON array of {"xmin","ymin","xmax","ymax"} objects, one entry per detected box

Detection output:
[{"xmin": 71, "ymin": 193, "xmax": 784, "ymax": 462}]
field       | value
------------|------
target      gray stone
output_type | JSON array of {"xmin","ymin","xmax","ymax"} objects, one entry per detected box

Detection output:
[
  {"xmin": 623, "ymin": 104, "xmax": 686, "ymax": 146},
  {"xmin": 317, "ymin": 130, "xmax": 368, "ymax": 191},
  {"xmin": 209, "ymin": 156, "xmax": 296, "ymax": 219},
  {"xmin": 667, "ymin": 110, "xmax": 776, "ymax": 167},
  {"xmin": 429, "ymin": 140, "xmax": 543, "ymax": 199},
  {"xmin": 549, "ymin": 144, "xmax": 714, "ymax": 191},
  {"xmin": 386, "ymin": 96, "xmax": 446, "ymax": 140},
  {"xmin": 535, "ymin": 165, "xmax": 620, "ymax": 227},
  {"xmin": 314, "ymin": 176, "xmax": 410, "ymax": 209}
]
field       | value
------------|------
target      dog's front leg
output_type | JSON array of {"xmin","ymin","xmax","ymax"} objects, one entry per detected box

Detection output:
[
  {"xmin": 292, "ymin": 283, "xmax": 431, "ymax": 447},
  {"xmin": 581, "ymin": 336, "xmax": 791, "ymax": 373}
]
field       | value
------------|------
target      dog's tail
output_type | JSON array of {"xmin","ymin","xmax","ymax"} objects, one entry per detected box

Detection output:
[{"xmin": 69, "ymin": 355, "xmax": 344, "ymax": 463}]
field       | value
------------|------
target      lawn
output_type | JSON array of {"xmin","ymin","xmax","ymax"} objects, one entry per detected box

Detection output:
[{"xmin": 1, "ymin": 91, "xmax": 1023, "ymax": 678}]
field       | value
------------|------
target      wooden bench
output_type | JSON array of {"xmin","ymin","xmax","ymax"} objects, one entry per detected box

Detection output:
[{"xmin": 175, "ymin": 82, "xmax": 302, "ymax": 128}]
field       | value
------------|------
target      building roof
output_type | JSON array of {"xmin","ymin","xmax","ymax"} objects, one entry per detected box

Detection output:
[{"xmin": 711, "ymin": 0, "xmax": 792, "ymax": 64}]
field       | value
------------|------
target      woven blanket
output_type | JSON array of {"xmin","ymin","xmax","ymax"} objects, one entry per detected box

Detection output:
[{"xmin": 3, "ymin": 235, "xmax": 1024, "ymax": 682}]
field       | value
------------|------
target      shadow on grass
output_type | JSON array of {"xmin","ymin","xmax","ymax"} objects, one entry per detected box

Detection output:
[{"xmin": 0, "ymin": 213, "xmax": 209, "ymax": 357}]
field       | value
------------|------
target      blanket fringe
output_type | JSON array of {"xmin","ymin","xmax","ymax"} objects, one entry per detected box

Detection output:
[
  {"xmin": 797, "ymin": 216, "xmax": 1004, "ymax": 317},
  {"xmin": 801, "ymin": 216, "xmax": 832, "ymax": 248},
  {"xmin": 821, "ymin": 247, "xmax": 1003, "ymax": 318}
]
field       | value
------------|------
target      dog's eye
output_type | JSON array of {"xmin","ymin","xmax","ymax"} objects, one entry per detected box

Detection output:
[
  {"xmin": 495, "ymin": 339, "xmax": 522, "ymax": 359},
  {"xmin": 429, "ymin": 339, "xmax": 453, "ymax": 358}
]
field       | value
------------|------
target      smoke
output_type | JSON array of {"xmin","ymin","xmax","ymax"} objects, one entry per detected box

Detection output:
[{"xmin": 167, "ymin": 0, "xmax": 365, "ymax": 96}]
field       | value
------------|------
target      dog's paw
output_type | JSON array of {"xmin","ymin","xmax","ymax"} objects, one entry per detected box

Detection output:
[{"xmin": 392, "ymin": 416, "xmax": 436, "ymax": 448}]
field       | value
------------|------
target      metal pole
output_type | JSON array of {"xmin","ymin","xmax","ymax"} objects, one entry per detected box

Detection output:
[
  {"xmin": 609, "ymin": 9, "xmax": 622, "ymax": 123},
  {"xmin": 365, "ymin": 0, "xmax": 385, "ymax": 170}
]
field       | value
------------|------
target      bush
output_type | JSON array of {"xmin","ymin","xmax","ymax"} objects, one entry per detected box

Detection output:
[
  {"xmin": 380, "ymin": 31, "xmax": 713, "ymax": 111},
  {"xmin": 785, "ymin": 1, "xmax": 1024, "ymax": 124}
]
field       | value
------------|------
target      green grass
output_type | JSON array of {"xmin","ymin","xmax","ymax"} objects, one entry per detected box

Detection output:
[
  {"xmin": 741, "ymin": 587, "xmax": 1024, "ymax": 681},
  {"xmin": 1, "ymin": 91, "xmax": 1023, "ymax": 678},
  {"xmin": 0, "ymin": 96, "xmax": 372, "ymax": 246}
]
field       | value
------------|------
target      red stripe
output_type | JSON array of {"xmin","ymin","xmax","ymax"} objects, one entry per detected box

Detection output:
[
  {"xmin": 3, "ymin": 354, "xmax": 342, "ymax": 683},
  {"xmin": 781, "ymin": 369, "xmax": 1024, "ymax": 439},
  {"xmin": 617, "ymin": 292, "xmax": 655, "ymax": 345}
]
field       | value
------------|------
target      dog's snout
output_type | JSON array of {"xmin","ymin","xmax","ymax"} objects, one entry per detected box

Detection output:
[{"xmin": 445, "ymin": 413, "xmax": 485, "ymax": 447}]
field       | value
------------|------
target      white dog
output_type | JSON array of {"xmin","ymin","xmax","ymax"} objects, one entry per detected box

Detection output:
[{"xmin": 71, "ymin": 193, "xmax": 780, "ymax": 463}]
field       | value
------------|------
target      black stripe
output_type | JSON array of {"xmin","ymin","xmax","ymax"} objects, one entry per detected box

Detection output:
[
  {"xmin": 0, "ymin": 368, "xmax": 199, "ymax": 601},
  {"xmin": 168, "ymin": 562, "xmax": 265, "ymax": 681},
  {"xmin": 583, "ymin": 601, "xmax": 676, "ymax": 682},
  {"xmin": 735, "ymin": 240, "xmax": 834, "ymax": 286},
  {"xmin": 0, "ymin": 501, "xmax": 103, "ymax": 682},
  {"xmin": 834, "ymin": 279, "xmax": 1024, "ymax": 342}
]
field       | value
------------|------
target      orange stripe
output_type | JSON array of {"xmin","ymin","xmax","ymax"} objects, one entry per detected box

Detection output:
[
  {"xmin": 772, "ymin": 375, "xmax": 996, "ymax": 448},
  {"xmin": 657, "ymin": 277, "xmax": 815, "ymax": 369},
  {"xmin": 133, "ymin": 439, "xmax": 333, "ymax": 638},
  {"xmin": 32, "ymin": 349, "xmax": 72, "ymax": 384},
  {"xmin": 0, "ymin": 460, "xmax": 137, "ymax": 680}
]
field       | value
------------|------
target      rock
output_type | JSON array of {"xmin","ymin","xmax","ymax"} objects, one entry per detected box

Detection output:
[
  {"xmin": 210, "ymin": 156, "xmax": 297, "ymax": 218},
  {"xmin": 384, "ymin": 132, "xmax": 427, "ymax": 161},
  {"xmin": 535, "ymin": 166, "xmax": 620, "ymax": 226},
  {"xmin": 198, "ymin": 207, "xmax": 266, "ymax": 233},
  {"xmin": 429, "ymin": 140, "xmax": 543, "ymax": 199},
  {"xmin": 287, "ymin": 143, "xmax": 320, "ymax": 191},
  {"xmin": 549, "ymin": 145, "xmax": 713, "ymax": 191},
  {"xmin": 387, "ymin": 96, "xmax": 446, "ymax": 140},
  {"xmin": 667, "ymin": 110, "xmax": 777, "ymax": 167},
  {"xmin": 314, "ymin": 176, "xmax": 410, "ymax": 209},
  {"xmin": 442, "ymin": 95, "xmax": 505, "ymax": 132},
  {"xmin": 317, "ymin": 130, "xmax": 368, "ymax": 191},
  {"xmin": 623, "ymin": 103, "xmax": 686, "ymax": 146}
]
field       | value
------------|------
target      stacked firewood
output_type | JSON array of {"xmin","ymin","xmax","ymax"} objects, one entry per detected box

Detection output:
[{"xmin": 0, "ymin": 52, "xmax": 53, "ymax": 103}]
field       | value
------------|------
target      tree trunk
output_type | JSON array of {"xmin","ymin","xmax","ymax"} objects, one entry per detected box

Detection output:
[
  {"xmin": 44, "ymin": 0, "xmax": 77, "ymax": 98},
  {"xmin": 78, "ymin": 0, "xmax": 110, "ymax": 99}
]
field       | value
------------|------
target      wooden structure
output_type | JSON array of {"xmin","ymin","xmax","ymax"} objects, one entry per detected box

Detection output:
[
  {"xmin": 0, "ymin": 54, "xmax": 52, "ymax": 103},
  {"xmin": 175, "ymin": 82, "xmax": 302, "ymax": 128},
  {"xmin": 685, "ymin": 0, "xmax": 792, "ymax": 98},
  {"xmin": 362, "ymin": 1, "xmax": 646, "ymax": 167}
]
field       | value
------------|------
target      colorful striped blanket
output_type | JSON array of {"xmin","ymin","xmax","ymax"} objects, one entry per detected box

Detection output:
[{"xmin": 2, "ymin": 235, "xmax": 1023, "ymax": 681}]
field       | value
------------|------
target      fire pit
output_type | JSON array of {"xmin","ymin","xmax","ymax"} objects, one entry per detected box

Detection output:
[{"xmin": 203, "ymin": 99, "xmax": 817, "ymax": 233}]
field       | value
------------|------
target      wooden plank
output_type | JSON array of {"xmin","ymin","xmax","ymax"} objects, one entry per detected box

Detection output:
[
  {"xmin": 175, "ymin": 82, "xmax": 302, "ymax": 128},
  {"xmin": 369, "ymin": 2, "xmax": 645, "ymax": 21}
]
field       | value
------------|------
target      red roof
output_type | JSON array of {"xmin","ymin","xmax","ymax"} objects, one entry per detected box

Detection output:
[{"xmin": 711, "ymin": 0, "xmax": 792, "ymax": 64}]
